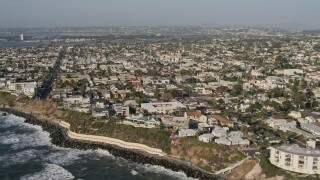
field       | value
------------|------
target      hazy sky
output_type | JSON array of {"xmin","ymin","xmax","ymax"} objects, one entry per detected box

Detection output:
[{"xmin": 0, "ymin": 0, "xmax": 319, "ymax": 29}]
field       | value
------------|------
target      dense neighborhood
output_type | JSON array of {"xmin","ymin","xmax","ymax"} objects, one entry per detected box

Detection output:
[{"xmin": 1, "ymin": 26, "xmax": 320, "ymax": 178}]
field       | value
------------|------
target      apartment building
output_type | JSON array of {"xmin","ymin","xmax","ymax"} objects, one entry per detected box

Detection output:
[{"xmin": 270, "ymin": 144, "xmax": 320, "ymax": 174}]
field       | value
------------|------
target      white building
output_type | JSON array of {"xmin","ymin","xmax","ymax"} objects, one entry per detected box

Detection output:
[
  {"xmin": 301, "ymin": 123, "xmax": 320, "ymax": 137},
  {"xmin": 270, "ymin": 144, "xmax": 320, "ymax": 174},
  {"xmin": 6, "ymin": 81, "xmax": 37, "ymax": 97},
  {"xmin": 283, "ymin": 69, "xmax": 304, "ymax": 76},
  {"xmin": 228, "ymin": 136, "xmax": 250, "ymax": 146},
  {"xmin": 279, "ymin": 121, "xmax": 297, "ymax": 132},
  {"xmin": 265, "ymin": 118, "xmax": 289, "ymax": 129},
  {"xmin": 141, "ymin": 101, "xmax": 186, "ymax": 114},
  {"xmin": 215, "ymin": 136, "xmax": 231, "ymax": 145},
  {"xmin": 20, "ymin": 33, "xmax": 24, "ymax": 41},
  {"xmin": 288, "ymin": 111, "xmax": 302, "ymax": 119},
  {"xmin": 198, "ymin": 133, "xmax": 215, "ymax": 143},
  {"xmin": 178, "ymin": 129, "xmax": 197, "ymax": 138},
  {"xmin": 211, "ymin": 126, "xmax": 228, "ymax": 137}
]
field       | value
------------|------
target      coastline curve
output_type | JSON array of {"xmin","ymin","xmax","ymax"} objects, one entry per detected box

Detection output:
[{"xmin": 0, "ymin": 108, "xmax": 224, "ymax": 180}]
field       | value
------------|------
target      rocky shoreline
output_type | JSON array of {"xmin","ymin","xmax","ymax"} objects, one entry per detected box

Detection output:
[{"xmin": 0, "ymin": 108, "xmax": 224, "ymax": 180}]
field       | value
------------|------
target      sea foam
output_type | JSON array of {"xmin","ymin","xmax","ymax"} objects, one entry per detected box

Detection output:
[
  {"xmin": 0, "ymin": 149, "xmax": 37, "ymax": 167},
  {"xmin": 20, "ymin": 164, "xmax": 75, "ymax": 180},
  {"xmin": 139, "ymin": 164, "xmax": 199, "ymax": 180}
]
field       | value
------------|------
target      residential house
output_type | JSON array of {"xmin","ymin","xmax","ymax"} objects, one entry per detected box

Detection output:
[
  {"xmin": 215, "ymin": 137, "xmax": 232, "ymax": 145},
  {"xmin": 99, "ymin": 89, "xmax": 111, "ymax": 99},
  {"xmin": 198, "ymin": 123, "xmax": 213, "ymax": 132},
  {"xmin": 265, "ymin": 118, "xmax": 289, "ymax": 129},
  {"xmin": 92, "ymin": 108, "xmax": 109, "ymax": 118},
  {"xmin": 141, "ymin": 101, "xmax": 186, "ymax": 114},
  {"xmin": 125, "ymin": 115, "xmax": 160, "ymax": 127},
  {"xmin": 301, "ymin": 123, "xmax": 320, "ymax": 137},
  {"xmin": 199, "ymin": 133, "xmax": 215, "ymax": 143},
  {"xmin": 212, "ymin": 115, "xmax": 234, "ymax": 128},
  {"xmin": 51, "ymin": 87, "xmax": 73, "ymax": 99},
  {"xmin": 211, "ymin": 126, "xmax": 228, "ymax": 137},
  {"xmin": 184, "ymin": 110, "xmax": 207, "ymax": 123},
  {"xmin": 113, "ymin": 103, "xmax": 130, "ymax": 117},
  {"xmin": 161, "ymin": 116, "xmax": 189, "ymax": 130},
  {"xmin": 178, "ymin": 129, "xmax": 197, "ymax": 138}
]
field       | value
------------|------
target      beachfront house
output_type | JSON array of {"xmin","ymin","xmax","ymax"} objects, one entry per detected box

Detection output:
[
  {"xmin": 178, "ymin": 129, "xmax": 197, "ymax": 138},
  {"xmin": 215, "ymin": 137, "xmax": 232, "ymax": 145},
  {"xmin": 125, "ymin": 115, "xmax": 161, "ymax": 127},
  {"xmin": 161, "ymin": 116, "xmax": 190, "ymax": 130},
  {"xmin": 198, "ymin": 133, "xmax": 215, "ymax": 143}
]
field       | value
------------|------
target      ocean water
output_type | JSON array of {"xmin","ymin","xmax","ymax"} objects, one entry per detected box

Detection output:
[
  {"xmin": 0, "ymin": 115, "xmax": 194, "ymax": 180},
  {"xmin": 0, "ymin": 41, "xmax": 38, "ymax": 48}
]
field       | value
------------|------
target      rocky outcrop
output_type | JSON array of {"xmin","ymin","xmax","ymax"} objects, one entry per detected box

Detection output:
[{"xmin": 0, "ymin": 108, "xmax": 224, "ymax": 180}]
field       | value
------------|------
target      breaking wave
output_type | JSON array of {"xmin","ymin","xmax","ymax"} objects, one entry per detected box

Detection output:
[
  {"xmin": 0, "ymin": 114, "xmax": 196, "ymax": 180},
  {"xmin": 20, "ymin": 164, "xmax": 75, "ymax": 180},
  {"xmin": 139, "ymin": 164, "xmax": 198, "ymax": 180}
]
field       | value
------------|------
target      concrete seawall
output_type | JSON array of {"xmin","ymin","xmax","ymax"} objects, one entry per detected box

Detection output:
[
  {"xmin": 0, "ymin": 108, "xmax": 224, "ymax": 180},
  {"xmin": 59, "ymin": 121, "xmax": 166, "ymax": 156}
]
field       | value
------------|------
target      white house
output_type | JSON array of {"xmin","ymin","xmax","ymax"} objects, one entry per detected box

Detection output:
[
  {"xmin": 265, "ymin": 118, "xmax": 289, "ymax": 129},
  {"xmin": 288, "ymin": 111, "xmax": 302, "ymax": 119},
  {"xmin": 178, "ymin": 129, "xmax": 197, "ymax": 138},
  {"xmin": 215, "ymin": 137, "xmax": 231, "ymax": 145},
  {"xmin": 228, "ymin": 136, "xmax": 250, "ymax": 146},
  {"xmin": 301, "ymin": 123, "xmax": 320, "ymax": 137},
  {"xmin": 184, "ymin": 110, "xmax": 207, "ymax": 123},
  {"xmin": 141, "ymin": 101, "xmax": 186, "ymax": 114},
  {"xmin": 211, "ymin": 126, "xmax": 228, "ymax": 137},
  {"xmin": 283, "ymin": 69, "xmax": 304, "ymax": 76},
  {"xmin": 198, "ymin": 133, "xmax": 215, "ymax": 143},
  {"xmin": 279, "ymin": 121, "xmax": 297, "ymax": 132}
]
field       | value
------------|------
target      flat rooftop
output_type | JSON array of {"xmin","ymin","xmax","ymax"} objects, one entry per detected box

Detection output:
[{"xmin": 273, "ymin": 144, "xmax": 320, "ymax": 157}]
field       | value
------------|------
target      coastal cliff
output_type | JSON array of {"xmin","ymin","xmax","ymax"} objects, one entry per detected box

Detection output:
[{"xmin": 0, "ymin": 108, "xmax": 224, "ymax": 180}]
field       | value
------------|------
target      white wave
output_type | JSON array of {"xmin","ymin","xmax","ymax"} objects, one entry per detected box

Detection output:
[
  {"xmin": 0, "ymin": 136, "xmax": 20, "ymax": 144},
  {"xmin": 0, "ymin": 149, "xmax": 37, "ymax": 167},
  {"xmin": 0, "ymin": 130, "xmax": 51, "ymax": 150},
  {"xmin": 93, "ymin": 148, "xmax": 115, "ymax": 158},
  {"xmin": 139, "ymin": 164, "xmax": 198, "ymax": 180},
  {"xmin": 1, "ymin": 114, "xmax": 198, "ymax": 179},
  {"xmin": 20, "ymin": 164, "xmax": 74, "ymax": 180},
  {"xmin": 42, "ymin": 149, "xmax": 87, "ymax": 166},
  {"xmin": 0, "ymin": 115, "xmax": 52, "ymax": 150},
  {"xmin": 0, "ymin": 115, "xmax": 26, "ymax": 128},
  {"xmin": 130, "ymin": 169, "xmax": 138, "ymax": 175}
]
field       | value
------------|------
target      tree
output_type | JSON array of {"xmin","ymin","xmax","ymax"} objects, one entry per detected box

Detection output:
[
  {"xmin": 282, "ymin": 101, "xmax": 294, "ymax": 112},
  {"xmin": 231, "ymin": 83, "xmax": 243, "ymax": 96},
  {"xmin": 300, "ymin": 79, "xmax": 308, "ymax": 89},
  {"xmin": 154, "ymin": 86, "xmax": 160, "ymax": 99},
  {"xmin": 293, "ymin": 92, "xmax": 305, "ymax": 108},
  {"xmin": 246, "ymin": 102, "xmax": 263, "ymax": 113},
  {"xmin": 185, "ymin": 77, "xmax": 198, "ymax": 84},
  {"xmin": 134, "ymin": 69, "xmax": 143, "ymax": 76},
  {"xmin": 305, "ymin": 89, "xmax": 314, "ymax": 100},
  {"xmin": 162, "ymin": 93, "xmax": 173, "ymax": 102},
  {"xmin": 267, "ymin": 87, "xmax": 287, "ymax": 98},
  {"xmin": 274, "ymin": 56, "xmax": 291, "ymax": 69},
  {"xmin": 216, "ymin": 86, "xmax": 229, "ymax": 94}
]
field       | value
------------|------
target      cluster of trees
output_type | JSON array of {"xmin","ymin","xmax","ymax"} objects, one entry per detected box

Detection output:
[
  {"xmin": 267, "ymin": 87, "xmax": 288, "ymax": 98},
  {"xmin": 274, "ymin": 56, "xmax": 292, "ymax": 69}
]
